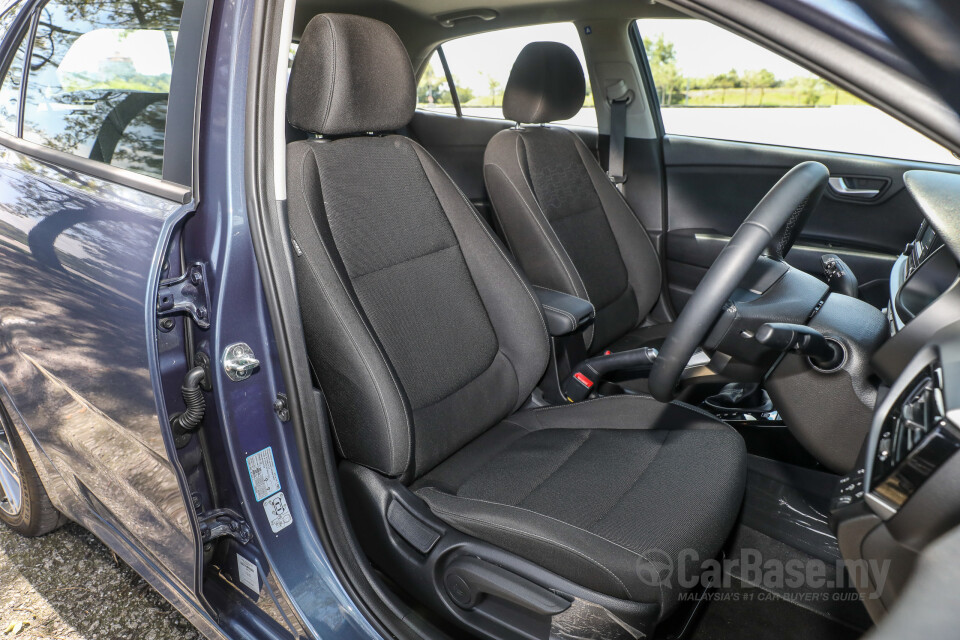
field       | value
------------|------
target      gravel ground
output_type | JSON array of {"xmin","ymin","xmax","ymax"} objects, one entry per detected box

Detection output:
[{"xmin": 0, "ymin": 522, "xmax": 201, "ymax": 639}]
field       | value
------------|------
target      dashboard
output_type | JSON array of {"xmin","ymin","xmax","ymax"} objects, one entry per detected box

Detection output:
[
  {"xmin": 833, "ymin": 170, "xmax": 960, "ymax": 622},
  {"xmin": 889, "ymin": 221, "xmax": 956, "ymax": 330}
]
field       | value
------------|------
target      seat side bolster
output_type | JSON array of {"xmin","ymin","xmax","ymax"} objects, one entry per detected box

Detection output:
[
  {"xmin": 286, "ymin": 141, "xmax": 414, "ymax": 478},
  {"xmin": 483, "ymin": 130, "xmax": 589, "ymax": 301},
  {"xmin": 567, "ymin": 130, "xmax": 663, "ymax": 325}
]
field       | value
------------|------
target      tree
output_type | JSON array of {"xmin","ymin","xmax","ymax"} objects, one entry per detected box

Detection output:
[
  {"xmin": 643, "ymin": 34, "xmax": 677, "ymax": 66},
  {"xmin": 417, "ymin": 61, "xmax": 452, "ymax": 106},
  {"xmin": 708, "ymin": 69, "xmax": 740, "ymax": 104},
  {"xmin": 485, "ymin": 73, "xmax": 502, "ymax": 106},
  {"xmin": 456, "ymin": 82, "xmax": 475, "ymax": 104},
  {"xmin": 792, "ymin": 77, "xmax": 824, "ymax": 106},
  {"xmin": 643, "ymin": 34, "xmax": 684, "ymax": 105},
  {"xmin": 742, "ymin": 68, "xmax": 776, "ymax": 105}
]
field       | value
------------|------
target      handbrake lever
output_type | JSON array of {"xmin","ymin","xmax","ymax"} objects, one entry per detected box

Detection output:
[{"xmin": 561, "ymin": 347, "xmax": 658, "ymax": 403}]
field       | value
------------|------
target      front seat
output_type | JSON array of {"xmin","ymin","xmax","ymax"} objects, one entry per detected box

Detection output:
[
  {"xmin": 287, "ymin": 14, "xmax": 746, "ymax": 639},
  {"xmin": 484, "ymin": 42, "xmax": 667, "ymax": 355}
]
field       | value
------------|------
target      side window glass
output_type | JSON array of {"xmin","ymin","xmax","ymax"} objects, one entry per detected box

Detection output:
[
  {"xmin": 22, "ymin": 0, "xmax": 183, "ymax": 179},
  {"xmin": 435, "ymin": 23, "xmax": 597, "ymax": 128},
  {"xmin": 0, "ymin": 6, "xmax": 27, "ymax": 135},
  {"xmin": 416, "ymin": 50, "xmax": 455, "ymax": 115},
  {"xmin": 636, "ymin": 18, "xmax": 958, "ymax": 165}
]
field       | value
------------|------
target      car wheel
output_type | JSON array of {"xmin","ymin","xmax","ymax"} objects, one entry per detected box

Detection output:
[{"xmin": 0, "ymin": 406, "xmax": 65, "ymax": 536}]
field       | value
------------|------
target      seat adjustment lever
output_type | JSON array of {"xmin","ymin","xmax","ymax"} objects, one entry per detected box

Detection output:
[{"xmin": 444, "ymin": 556, "xmax": 570, "ymax": 616}]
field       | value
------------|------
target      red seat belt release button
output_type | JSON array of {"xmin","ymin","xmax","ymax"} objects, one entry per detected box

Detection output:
[{"xmin": 573, "ymin": 372, "xmax": 594, "ymax": 389}]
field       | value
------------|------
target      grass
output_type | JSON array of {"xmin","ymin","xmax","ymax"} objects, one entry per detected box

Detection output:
[
  {"xmin": 418, "ymin": 88, "xmax": 862, "ymax": 111},
  {"xmin": 659, "ymin": 87, "xmax": 866, "ymax": 108}
]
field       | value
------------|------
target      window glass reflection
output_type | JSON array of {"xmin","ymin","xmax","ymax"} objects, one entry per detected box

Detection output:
[{"xmin": 22, "ymin": 1, "xmax": 183, "ymax": 178}]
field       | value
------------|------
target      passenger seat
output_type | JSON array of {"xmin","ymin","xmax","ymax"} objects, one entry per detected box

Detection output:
[{"xmin": 484, "ymin": 42, "xmax": 669, "ymax": 355}]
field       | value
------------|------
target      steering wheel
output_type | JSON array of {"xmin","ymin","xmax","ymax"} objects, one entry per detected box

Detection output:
[{"xmin": 649, "ymin": 161, "xmax": 829, "ymax": 402}]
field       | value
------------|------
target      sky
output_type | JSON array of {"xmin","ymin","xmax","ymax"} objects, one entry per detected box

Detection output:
[
  {"xmin": 59, "ymin": 29, "xmax": 173, "ymax": 78},
  {"xmin": 437, "ymin": 18, "xmax": 815, "ymax": 97},
  {"xmin": 637, "ymin": 19, "xmax": 814, "ymax": 80}
]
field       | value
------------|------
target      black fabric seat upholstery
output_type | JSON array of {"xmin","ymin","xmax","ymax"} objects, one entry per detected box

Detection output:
[
  {"xmin": 484, "ymin": 42, "xmax": 666, "ymax": 356},
  {"xmin": 286, "ymin": 13, "xmax": 746, "ymax": 631},
  {"xmin": 414, "ymin": 395, "xmax": 745, "ymax": 615}
]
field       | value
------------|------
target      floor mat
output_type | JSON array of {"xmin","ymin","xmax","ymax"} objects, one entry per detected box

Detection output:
[
  {"xmin": 684, "ymin": 575, "xmax": 863, "ymax": 640},
  {"xmin": 662, "ymin": 456, "xmax": 874, "ymax": 639},
  {"xmin": 741, "ymin": 455, "xmax": 841, "ymax": 562}
]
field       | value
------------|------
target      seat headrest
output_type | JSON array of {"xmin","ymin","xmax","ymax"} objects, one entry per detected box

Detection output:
[
  {"xmin": 502, "ymin": 41, "xmax": 586, "ymax": 124},
  {"xmin": 287, "ymin": 14, "xmax": 416, "ymax": 135}
]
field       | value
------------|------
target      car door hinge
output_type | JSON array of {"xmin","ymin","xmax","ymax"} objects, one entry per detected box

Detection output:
[
  {"xmin": 198, "ymin": 508, "xmax": 252, "ymax": 545},
  {"xmin": 158, "ymin": 262, "xmax": 211, "ymax": 329}
]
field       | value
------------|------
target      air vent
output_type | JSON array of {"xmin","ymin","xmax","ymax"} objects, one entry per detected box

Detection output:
[
  {"xmin": 886, "ymin": 367, "xmax": 943, "ymax": 463},
  {"xmin": 870, "ymin": 362, "xmax": 960, "ymax": 513}
]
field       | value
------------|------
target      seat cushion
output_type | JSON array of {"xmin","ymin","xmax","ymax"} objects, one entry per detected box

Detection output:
[{"xmin": 414, "ymin": 395, "xmax": 746, "ymax": 617}]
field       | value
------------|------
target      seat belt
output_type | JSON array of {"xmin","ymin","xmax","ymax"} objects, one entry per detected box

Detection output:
[{"xmin": 605, "ymin": 80, "xmax": 631, "ymax": 192}]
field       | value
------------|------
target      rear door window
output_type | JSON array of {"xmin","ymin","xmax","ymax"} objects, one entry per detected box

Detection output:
[
  {"xmin": 416, "ymin": 50, "xmax": 454, "ymax": 115},
  {"xmin": 420, "ymin": 23, "xmax": 597, "ymax": 128},
  {"xmin": 21, "ymin": 0, "xmax": 183, "ymax": 178}
]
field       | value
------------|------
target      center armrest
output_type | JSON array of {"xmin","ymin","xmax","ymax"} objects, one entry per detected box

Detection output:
[{"xmin": 532, "ymin": 286, "xmax": 595, "ymax": 337}]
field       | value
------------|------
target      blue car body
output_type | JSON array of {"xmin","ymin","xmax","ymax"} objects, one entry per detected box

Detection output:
[
  {"xmin": 1, "ymin": 0, "xmax": 959, "ymax": 638},
  {"xmin": 0, "ymin": 0, "xmax": 378, "ymax": 637}
]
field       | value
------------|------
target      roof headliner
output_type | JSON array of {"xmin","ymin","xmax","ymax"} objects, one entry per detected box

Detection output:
[{"xmin": 292, "ymin": 0, "xmax": 684, "ymax": 60}]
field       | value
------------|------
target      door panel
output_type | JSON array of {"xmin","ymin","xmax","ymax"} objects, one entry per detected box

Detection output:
[
  {"xmin": 661, "ymin": 135, "xmax": 960, "ymax": 309},
  {"xmin": 0, "ymin": 144, "xmax": 195, "ymax": 586}
]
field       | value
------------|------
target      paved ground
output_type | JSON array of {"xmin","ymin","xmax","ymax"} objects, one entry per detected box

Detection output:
[{"xmin": 0, "ymin": 522, "xmax": 200, "ymax": 639}]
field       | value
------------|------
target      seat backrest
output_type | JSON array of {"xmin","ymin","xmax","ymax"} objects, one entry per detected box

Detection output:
[
  {"xmin": 286, "ymin": 14, "xmax": 549, "ymax": 483},
  {"xmin": 484, "ymin": 42, "xmax": 662, "ymax": 353}
]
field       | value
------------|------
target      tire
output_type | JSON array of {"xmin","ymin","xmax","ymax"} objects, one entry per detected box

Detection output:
[{"xmin": 0, "ymin": 409, "xmax": 65, "ymax": 537}]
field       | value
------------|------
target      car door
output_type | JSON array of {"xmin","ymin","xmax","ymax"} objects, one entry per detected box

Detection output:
[
  {"xmin": 632, "ymin": 17, "xmax": 960, "ymax": 311},
  {"xmin": 0, "ymin": 0, "xmax": 205, "ymax": 590},
  {"xmin": 407, "ymin": 23, "xmax": 600, "ymax": 226}
]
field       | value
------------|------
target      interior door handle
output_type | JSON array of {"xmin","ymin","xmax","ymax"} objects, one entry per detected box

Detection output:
[{"xmin": 828, "ymin": 177, "xmax": 881, "ymax": 198}]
